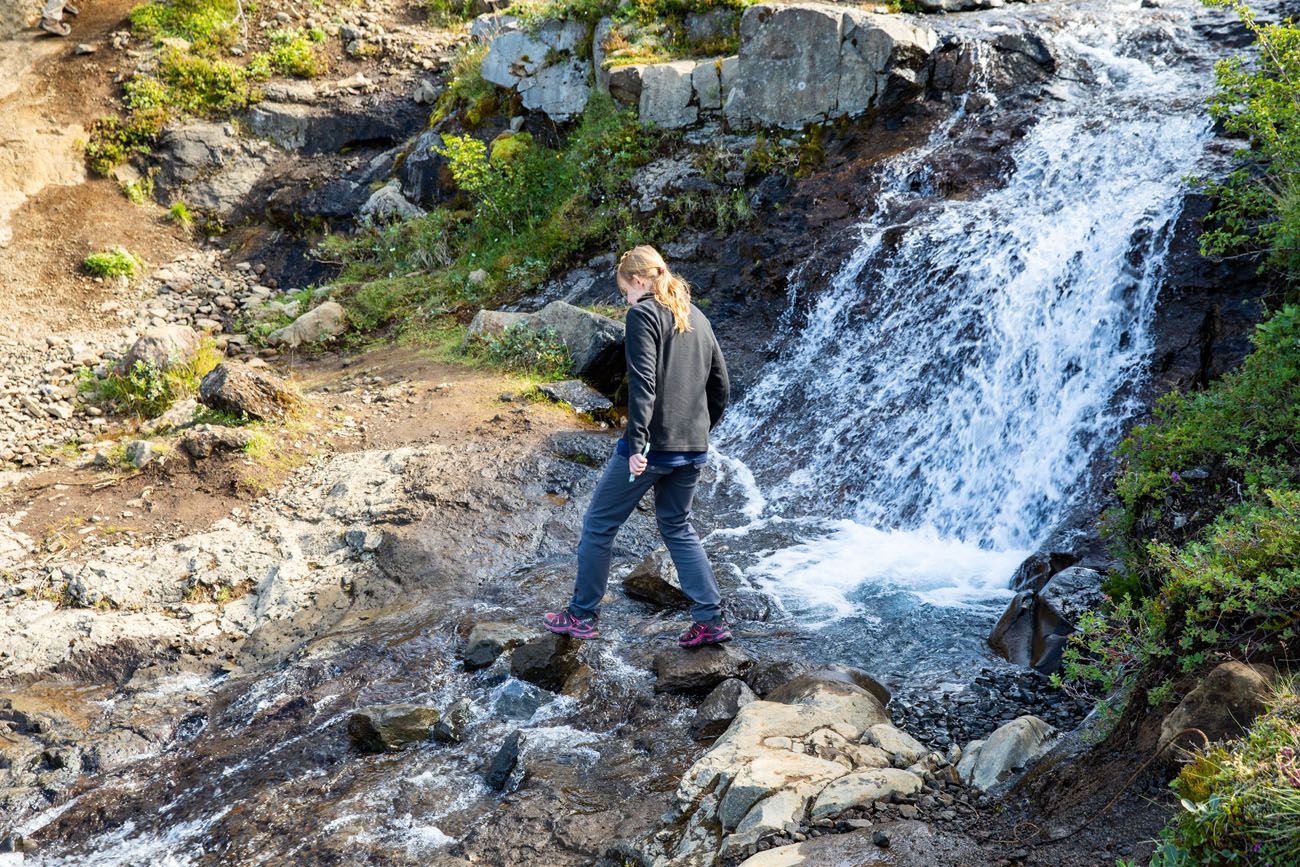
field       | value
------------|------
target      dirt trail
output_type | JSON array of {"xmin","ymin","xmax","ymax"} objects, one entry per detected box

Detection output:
[{"xmin": 0, "ymin": 0, "xmax": 187, "ymax": 333}]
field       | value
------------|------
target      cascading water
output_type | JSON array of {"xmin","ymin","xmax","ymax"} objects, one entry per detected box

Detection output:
[{"xmin": 711, "ymin": 2, "xmax": 1224, "ymax": 625}]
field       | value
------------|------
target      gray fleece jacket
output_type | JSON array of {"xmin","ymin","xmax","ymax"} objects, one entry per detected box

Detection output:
[{"xmin": 623, "ymin": 295, "xmax": 730, "ymax": 454}]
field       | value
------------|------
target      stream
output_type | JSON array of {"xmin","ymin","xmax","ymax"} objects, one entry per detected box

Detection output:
[{"xmin": 4, "ymin": 0, "xmax": 1245, "ymax": 863}]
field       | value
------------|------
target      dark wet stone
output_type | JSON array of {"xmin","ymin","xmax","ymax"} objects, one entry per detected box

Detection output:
[
  {"xmin": 653, "ymin": 644, "xmax": 754, "ymax": 694},
  {"xmin": 510, "ymin": 633, "xmax": 582, "ymax": 692},
  {"xmin": 692, "ymin": 677, "xmax": 756, "ymax": 740},
  {"xmin": 622, "ymin": 549, "xmax": 692, "ymax": 609},
  {"xmin": 495, "ymin": 680, "xmax": 546, "ymax": 720},
  {"xmin": 484, "ymin": 730, "xmax": 522, "ymax": 790},
  {"xmin": 433, "ymin": 698, "xmax": 473, "ymax": 744},
  {"xmin": 744, "ymin": 659, "xmax": 809, "ymax": 697},
  {"xmin": 347, "ymin": 703, "xmax": 440, "ymax": 753},
  {"xmin": 461, "ymin": 622, "xmax": 532, "ymax": 671}
]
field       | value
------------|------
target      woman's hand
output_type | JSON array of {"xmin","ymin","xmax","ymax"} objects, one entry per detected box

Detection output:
[{"xmin": 629, "ymin": 453, "xmax": 648, "ymax": 477}]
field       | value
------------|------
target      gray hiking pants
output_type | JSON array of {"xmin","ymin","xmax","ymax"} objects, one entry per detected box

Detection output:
[{"xmin": 568, "ymin": 452, "xmax": 722, "ymax": 625}]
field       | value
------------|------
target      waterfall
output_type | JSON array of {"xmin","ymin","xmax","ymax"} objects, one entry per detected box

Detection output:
[{"xmin": 713, "ymin": 4, "xmax": 1220, "ymax": 618}]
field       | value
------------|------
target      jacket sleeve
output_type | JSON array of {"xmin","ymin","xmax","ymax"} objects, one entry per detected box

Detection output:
[
  {"xmin": 707, "ymin": 331, "xmax": 730, "ymax": 430},
  {"xmin": 625, "ymin": 305, "xmax": 659, "ymax": 453}
]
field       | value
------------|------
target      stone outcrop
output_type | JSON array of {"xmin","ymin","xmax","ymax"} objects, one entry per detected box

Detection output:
[
  {"xmin": 476, "ymin": 3, "xmax": 935, "ymax": 131},
  {"xmin": 957, "ymin": 715, "xmax": 1056, "ymax": 791},
  {"xmin": 398, "ymin": 128, "xmax": 448, "ymax": 208},
  {"xmin": 479, "ymin": 18, "xmax": 592, "ymax": 122},
  {"xmin": 530, "ymin": 301, "xmax": 626, "ymax": 392},
  {"xmin": 665, "ymin": 678, "xmax": 937, "ymax": 861},
  {"xmin": 988, "ymin": 566, "xmax": 1105, "ymax": 673},
  {"xmin": 1158, "ymin": 662, "xmax": 1277, "ymax": 756}
]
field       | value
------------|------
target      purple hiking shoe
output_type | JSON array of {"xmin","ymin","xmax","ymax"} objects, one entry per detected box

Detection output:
[
  {"xmin": 678, "ymin": 620, "xmax": 732, "ymax": 648},
  {"xmin": 543, "ymin": 609, "xmax": 600, "ymax": 640}
]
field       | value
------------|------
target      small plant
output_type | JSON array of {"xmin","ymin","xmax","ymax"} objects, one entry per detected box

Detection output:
[
  {"xmin": 120, "ymin": 171, "xmax": 156, "ymax": 205},
  {"xmin": 83, "ymin": 247, "xmax": 143, "ymax": 279},
  {"xmin": 265, "ymin": 28, "xmax": 327, "ymax": 78},
  {"xmin": 424, "ymin": 0, "xmax": 475, "ymax": 23},
  {"xmin": 476, "ymin": 325, "xmax": 573, "ymax": 379},
  {"xmin": 80, "ymin": 340, "xmax": 222, "ymax": 418},
  {"xmin": 85, "ymin": 115, "xmax": 164, "ymax": 175},
  {"xmin": 169, "ymin": 200, "xmax": 195, "ymax": 228}
]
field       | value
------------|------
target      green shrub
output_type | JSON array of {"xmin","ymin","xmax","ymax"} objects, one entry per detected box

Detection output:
[
  {"xmin": 85, "ymin": 114, "xmax": 165, "ymax": 175},
  {"xmin": 1152, "ymin": 678, "xmax": 1300, "ymax": 866},
  {"xmin": 430, "ymin": 43, "xmax": 496, "ymax": 128},
  {"xmin": 1197, "ymin": 0, "xmax": 1300, "ymax": 281},
  {"xmin": 83, "ymin": 247, "xmax": 143, "ymax": 278},
  {"xmin": 475, "ymin": 325, "xmax": 574, "ymax": 378},
  {"xmin": 155, "ymin": 48, "xmax": 259, "ymax": 115},
  {"xmin": 80, "ymin": 341, "xmax": 223, "ymax": 418},
  {"xmin": 265, "ymin": 28, "xmax": 326, "ymax": 78},
  {"xmin": 128, "ymin": 0, "xmax": 241, "ymax": 51}
]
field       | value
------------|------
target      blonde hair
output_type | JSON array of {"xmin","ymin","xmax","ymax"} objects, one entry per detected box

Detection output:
[{"xmin": 617, "ymin": 245, "xmax": 693, "ymax": 333}]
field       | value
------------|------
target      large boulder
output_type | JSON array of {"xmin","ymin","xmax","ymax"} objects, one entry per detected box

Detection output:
[
  {"xmin": 1158, "ymin": 662, "xmax": 1277, "ymax": 756},
  {"xmin": 724, "ymin": 3, "xmax": 936, "ymax": 129},
  {"xmin": 480, "ymin": 19, "xmax": 592, "ymax": 122},
  {"xmin": 766, "ymin": 666, "xmax": 891, "ymax": 708},
  {"xmin": 347, "ymin": 703, "xmax": 440, "ymax": 752},
  {"xmin": 654, "ymin": 644, "xmax": 755, "ymax": 694},
  {"xmin": 198, "ymin": 362, "xmax": 302, "ymax": 421},
  {"xmin": 463, "ymin": 309, "xmax": 530, "ymax": 346},
  {"xmin": 461, "ymin": 622, "xmax": 533, "ymax": 670},
  {"xmin": 671, "ymin": 681, "xmax": 893, "ymax": 860},
  {"xmin": 398, "ymin": 128, "xmax": 448, "ymax": 208},
  {"xmin": 988, "ymin": 566, "xmax": 1104, "ymax": 673},
  {"xmin": 267, "ymin": 301, "xmax": 348, "ymax": 349},
  {"xmin": 510, "ymin": 632, "xmax": 582, "ymax": 691},
  {"xmin": 957, "ymin": 715, "xmax": 1056, "ymax": 791},
  {"xmin": 119, "ymin": 325, "xmax": 200, "ymax": 373},
  {"xmin": 529, "ymin": 301, "xmax": 626, "ymax": 393},
  {"xmin": 622, "ymin": 549, "xmax": 692, "ymax": 609},
  {"xmin": 149, "ymin": 121, "xmax": 275, "ymax": 222}
]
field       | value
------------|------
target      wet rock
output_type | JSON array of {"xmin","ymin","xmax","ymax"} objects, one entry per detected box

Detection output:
[
  {"xmin": 347, "ymin": 703, "xmax": 441, "ymax": 752},
  {"xmin": 957, "ymin": 715, "xmax": 1056, "ymax": 791},
  {"xmin": 693, "ymin": 677, "xmax": 757, "ymax": 740},
  {"xmin": 120, "ymin": 324, "xmax": 199, "ymax": 373},
  {"xmin": 179, "ymin": 424, "xmax": 255, "ymax": 459},
  {"xmin": 622, "ymin": 549, "xmax": 692, "ymax": 609},
  {"xmin": 1158, "ymin": 662, "xmax": 1276, "ymax": 756},
  {"xmin": 510, "ymin": 632, "xmax": 582, "ymax": 691},
  {"xmin": 461, "ymin": 622, "xmax": 532, "ymax": 670},
  {"xmin": 766, "ymin": 666, "xmax": 891, "ymax": 708},
  {"xmin": 495, "ymin": 679, "xmax": 546, "ymax": 720},
  {"xmin": 267, "ymin": 301, "xmax": 348, "ymax": 349},
  {"xmin": 484, "ymin": 729, "xmax": 522, "ymax": 790},
  {"xmin": 537, "ymin": 380, "xmax": 614, "ymax": 416},
  {"xmin": 434, "ymin": 698, "xmax": 473, "ymax": 743},
  {"xmin": 654, "ymin": 644, "xmax": 754, "ymax": 694},
  {"xmin": 988, "ymin": 566, "xmax": 1104, "ymax": 673},
  {"xmin": 529, "ymin": 301, "xmax": 626, "ymax": 393},
  {"xmin": 463, "ymin": 309, "xmax": 530, "ymax": 346},
  {"xmin": 398, "ymin": 128, "xmax": 448, "ymax": 208},
  {"xmin": 810, "ymin": 767, "xmax": 922, "ymax": 819},
  {"xmin": 359, "ymin": 181, "xmax": 426, "ymax": 222},
  {"xmin": 198, "ymin": 362, "xmax": 302, "ymax": 421},
  {"xmin": 745, "ymin": 659, "xmax": 809, "ymax": 697}
]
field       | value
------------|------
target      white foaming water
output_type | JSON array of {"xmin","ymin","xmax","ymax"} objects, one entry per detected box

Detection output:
[{"xmin": 715, "ymin": 2, "xmax": 1220, "ymax": 619}]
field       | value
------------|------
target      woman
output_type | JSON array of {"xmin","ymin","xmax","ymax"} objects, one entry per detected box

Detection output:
[{"xmin": 544, "ymin": 245, "xmax": 732, "ymax": 647}]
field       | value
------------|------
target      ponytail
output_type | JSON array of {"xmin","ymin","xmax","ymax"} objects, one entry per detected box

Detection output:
[{"xmin": 617, "ymin": 245, "xmax": 694, "ymax": 333}]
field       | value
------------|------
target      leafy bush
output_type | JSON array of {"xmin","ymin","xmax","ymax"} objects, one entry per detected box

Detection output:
[
  {"xmin": 429, "ymin": 43, "xmax": 496, "ymax": 128},
  {"xmin": 264, "ymin": 28, "xmax": 327, "ymax": 78},
  {"xmin": 475, "ymin": 325, "xmax": 573, "ymax": 379},
  {"xmin": 85, "ymin": 115, "xmax": 165, "ymax": 175},
  {"xmin": 154, "ymin": 48, "xmax": 261, "ymax": 115},
  {"xmin": 83, "ymin": 247, "xmax": 143, "ymax": 278},
  {"xmin": 80, "ymin": 341, "xmax": 223, "ymax": 418},
  {"xmin": 1152, "ymin": 678, "xmax": 1300, "ymax": 866},
  {"xmin": 1104, "ymin": 305, "xmax": 1300, "ymax": 588},
  {"xmin": 128, "ymin": 0, "xmax": 241, "ymax": 51},
  {"xmin": 1197, "ymin": 0, "xmax": 1300, "ymax": 281}
]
